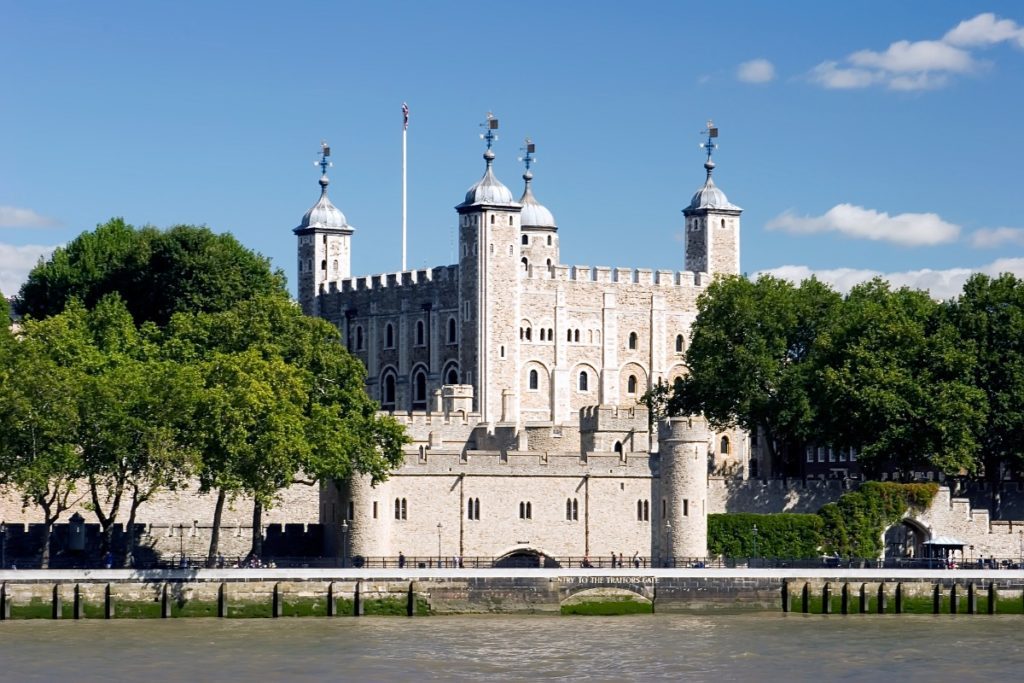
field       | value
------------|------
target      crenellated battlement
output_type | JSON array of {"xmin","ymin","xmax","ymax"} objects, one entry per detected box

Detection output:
[
  {"xmin": 658, "ymin": 415, "xmax": 710, "ymax": 443},
  {"xmin": 579, "ymin": 404, "xmax": 649, "ymax": 432},
  {"xmin": 338, "ymin": 264, "xmax": 459, "ymax": 293},
  {"xmin": 524, "ymin": 264, "xmax": 705, "ymax": 288}
]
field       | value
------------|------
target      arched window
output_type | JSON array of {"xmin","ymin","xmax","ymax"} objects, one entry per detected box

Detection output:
[
  {"xmin": 614, "ymin": 441, "xmax": 623, "ymax": 455},
  {"xmin": 412, "ymin": 369, "xmax": 427, "ymax": 409},
  {"xmin": 382, "ymin": 371, "xmax": 397, "ymax": 408},
  {"xmin": 416, "ymin": 320, "xmax": 425, "ymax": 346},
  {"xmin": 644, "ymin": 500, "xmax": 649, "ymax": 521},
  {"xmin": 637, "ymin": 500, "xmax": 644, "ymax": 521},
  {"xmin": 526, "ymin": 328, "xmax": 531, "ymax": 341},
  {"xmin": 467, "ymin": 498, "xmax": 480, "ymax": 520},
  {"xmin": 673, "ymin": 377, "xmax": 684, "ymax": 393},
  {"xmin": 628, "ymin": 331, "xmax": 638, "ymax": 350},
  {"xmin": 529, "ymin": 369, "xmax": 539, "ymax": 390},
  {"xmin": 522, "ymin": 234, "xmax": 529, "ymax": 245},
  {"xmin": 721, "ymin": 218, "xmax": 726, "ymax": 228},
  {"xmin": 675, "ymin": 334, "xmax": 684, "ymax": 353},
  {"xmin": 547, "ymin": 235, "xmax": 552, "ymax": 246},
  {"xmin": 321, "ymin": 259, "xmax": 327, "ymax": 271},
  {"xmin": 539, "ymin": 328, "xmax": 546, "ymax": 341},
  {"xmin": 627, "ymin": 375, "xmax": 637, "ymax": 394},
  {"xmin": 448, "ymin": 318, "xmax": 457, "ymax": 344},
  {"xmin": 720, "ymin": 436, "xmax": 730, "ymax": 455},
  {"xmin": 574, "ymin": 329, "xmax": 580, "ymax": 343},
  {"xmin": 548, "ymin": 328, "xmax": 553, "ymax": 340},
  {"xmin": 546, "ymin": 258, "xmax": 551, "ymax": 268},
  {"xmin": 509, "ymin": 215, "xmax": 514, "ymax": 225},
  {"xmin": 519, "ymin": 501, "xmax": 532, "ymax": 519},
  {"xmin": 578, "ymin": 371, "xmax": 588, "ymax": 391},
  {"xmin": 445, "ymin": 366, "xmax": 459, "ymax": 385},
  {"xmin": 395, "ymin": 498, "xmax": 407, "ymax": 520},
  {"xmin": 385, "ymin": 323, "xmax": 394, "ymax": 349},
  {"xmin": 356, "ymin": 326, "xmax": 364, "ymax": 350},
  {"xmin": 522, "ymin": 257, "xmax": 528, "ymax": 271},
  {"xmin": 332, "ymin": 259, "xmax": 338, "ymax": 272},
  {"xmin": 567, "ymin": 329, "xmax": 573, "ymax": 342},
  {"xmin": 490, "ymin": 214, "xmax": 495, "ymax": 225}
]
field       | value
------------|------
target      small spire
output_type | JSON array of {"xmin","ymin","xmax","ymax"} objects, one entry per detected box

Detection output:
[
  {"xmin": 519, "ymin": 138, "xmax": 536, "ymax": 185},
  {"xmin": 314, "ymin": 140, "xmax": 333, "ymax": 192},
  {"xmin": 699, "ymin": 120, "xmax": 719, "ymax": 181},
  {"xmin": 479, "ymin": 112, "xmax": 499, "ymax": 166}
]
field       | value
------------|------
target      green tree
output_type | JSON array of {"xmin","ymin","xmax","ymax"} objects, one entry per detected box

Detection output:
[
  {"xmin": 947, "ymin": 273, "xmax": 1024, "ymax": 512},
  {"xmin": 17, "ymin": 219, "xmax": 286, "ymax": 326},
  {"xmin": 677, "ymin": 275, "xmax": 841, "ymax": 476},
  {"xmin": 166, "ymin": 294, "xmax": 408, "ymax": 563},
  {"xmin": 815, "ymin": 280, "xmax": 985, "ymax": 477},
  {"xmin": 0, "ymin": 313, "xmax": 88, "ymax": 567}
]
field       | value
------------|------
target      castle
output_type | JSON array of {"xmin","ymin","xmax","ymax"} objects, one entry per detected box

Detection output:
[{"xmin": 299, "ymin": 118, "xmax": 747, "ymax": 563}]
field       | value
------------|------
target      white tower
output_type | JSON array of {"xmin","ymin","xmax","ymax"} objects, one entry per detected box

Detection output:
[
  {"xmin": 455, "ymin": 115, "xmax": 523, "ymax": 423},
  {"xmin": 517, "ymin": 139, "xmax": 559, "ymax": 273},
  {"xmin": 294, "ymin": 142, "xmax": 354, "ymax": 316},
  {"xmin": 683, "ymin": 121, "xmax": 741, "ymax": 277},
  {"xmin": 659, "ymin": 415, "xmax": 710, "ymax": 559}
]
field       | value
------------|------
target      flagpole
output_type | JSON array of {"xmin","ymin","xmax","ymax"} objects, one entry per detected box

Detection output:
[{"xmin": 402, "ymin": 103, "xmax": 408, "ymax": 272}]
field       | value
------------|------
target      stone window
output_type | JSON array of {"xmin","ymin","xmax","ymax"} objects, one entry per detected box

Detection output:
[
  {"xmin": 627, "ymin": 375, "xmax": 637, "ymax": 394},
  {"xmin": 675, "ymin": 334, "xmax": 684, "ymax": 353},
  {"xmin": 637, "ymin": 500, "xmax": 649, "ymax": 522},
  {"xmin": 628, "ymin": 331, "xmax": 638, "ymax": 350},
  {"xmin": 448, "ymin": 317, "xmax": 457, "ymax": 344},
  {"xmin": 682, "ymin": 499, "xmax": 689, "ymax": 517},
  {"xmin": 529, "ymin": 369, "xmax": 539, "ymax": 390},
  {"xmin": 355, "ymin": 325, "xmax": 364, "ymax": 350},
  {"xmin": 385, "ymin": 323, "xmax": 395, "ymax": 349},
  {"xmin": 522, "ymin": 234, "xmax": 529, "ymax": 245},
  {"xmin": 567, "ymin": 329, "xmax": 573, "ymax": 342},
  {"xmin": 491, "ymin": 214, "xmax": 495, "ymax": 225},
  {"xmin": 347, "ymin": 501, "xmax": 354, "ymax": 521},
  {"xmin": 519, "ymin": 501, "xmax": 532, "ymax": 519},
  {"xmin": 445, "ymin": 365, "xmax": 459, "ymax": 385},
  {"xmin": 574, "ymin": 329, "xmax": 580, "ymax": 343},
  {"xmin": 509, "ymin": 215, "xmax": 513, "ymax": 225},
  {"xmin": 412, "ymin": 369, "xmax": 427, "ymax": 410},
  {"xmin": 415, "ymin": 320, "xmax": 425, "ymax": 346},
  {"xmin": 720, "ymin": 436, "xmax": 730, "ymax": 455},
  {"xmin": 467, "ymin": 497, "xmax": 480, "ymax": 520},
  {"xmin": 850, "ymin": 448, "xmax": 858, "ymax": 462},
  {"xmin": 373, "ymin": 501, "xmax": 378, "ymax": 519},
  {"xmin": 614, "ymin": 441, "xmax": 623, "ymax": 454},
  {"xmin": 522, "ymin": 257, "xmax": 528, "ymax": 271},
  {"xmin": 547, "ymin": 328, "xmax": 553, "ymax": 340},
  {"xmin": 381, "ymin": 371, "xmax": 397, "ymax": 409},
  {"xmin": 321, "ymin": 259, "xmax": 327, "ymax": 271},
  {"xmin": 806, "ymin": 447, "xmax": 814, "ymax": 463},
  {"xmin": 566, "ymin": 498, "xmax": 578, "ymax": 521},
  {"xmin": 662, "ymin": 499, "xmax": 667, "ymax": 519},
  {"xmin": 839, "ymin": 448, "xmax": 847, "ymax": 462},
  {"xmin": 394, "ymin": 498, "xmax": 407, "ymax": 520},
  {"xmin": 578, "ymin": 371, "xmax": 588, "ymax": 392},
  {"xmin": 547, "ymin": 235, "xmax": 552, "ymax": 246}
]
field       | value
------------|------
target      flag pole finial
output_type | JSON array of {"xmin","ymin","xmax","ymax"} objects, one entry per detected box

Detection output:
[{"xmin": 699, "ymin": 120, "xmax": 719, "ymax": 179}]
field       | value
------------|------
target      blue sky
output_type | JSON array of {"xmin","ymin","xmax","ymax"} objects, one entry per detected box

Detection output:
[{"xmin": 2, "ymin": 1, "xmax": 1023, "ymax": 299}]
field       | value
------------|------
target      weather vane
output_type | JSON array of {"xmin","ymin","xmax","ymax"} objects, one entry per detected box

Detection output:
[
  {"xmin": 519, "ymin": 138, "xmax": 536, "ymax": 171},
  {"xmin": 699, "ymin": 120, "xmax": 719, "ymax": 163},
  {"xmin": 315, "ymin": 140, "xmax": 333, "ymax": 176},
  {"xmin": 479, "ymin": 112, "xmax": 499, "ymax": 150}
]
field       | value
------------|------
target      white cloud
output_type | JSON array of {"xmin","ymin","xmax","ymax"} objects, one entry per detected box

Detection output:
[
  {"xmin": 0, "ymin": 206, "xmax": 60, "ymax": 228},
  {"xmin": 848, "ymin": 40, "xmax": 976, "ymax": 74},
  {"xmin": 759, "ymin": 258, "xmax": 1024, "ymax": 300},
  {"xmin": 766, "ymin": 204, "xmax": 960, "ymax": 246},
  {"xmin": 736, "ymin": 58, "xmax": 776, "ymax": 83},
  {"xmin": 810, "ymin": 12, "xmax": 1022, "ymax": 91},
  {"xmin": 0, "ymin": 243, "xmax": 58, "ymax": 296},
  {"xmin": 970, "ymin": 226, "xmax": 1024, "ymax": 248},
  {"xmin": 944, "ymin": 13, "xmax": 1024, "ymax": 48}
]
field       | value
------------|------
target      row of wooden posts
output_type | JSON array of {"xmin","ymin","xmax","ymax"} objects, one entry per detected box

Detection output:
[
  {"xmin": 782, "ymin": 581, "xmax": 1015, "ymax": 615},
  {"xmin": 0, "ymin": 582, "xmax": 415, "ymax": 620}
]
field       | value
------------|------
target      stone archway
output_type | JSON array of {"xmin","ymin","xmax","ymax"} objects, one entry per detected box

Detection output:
[
  {"xmin": 883, "ymin": 518, "xmax": 929, "ymax": 561},
  {"xmin": 493, "ymin": 548, "xmax": 560, "ymax": 569}
]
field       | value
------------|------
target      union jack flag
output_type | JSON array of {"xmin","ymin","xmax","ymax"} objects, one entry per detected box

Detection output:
[{"xmin": 402, "ymin": 102, "xmax": 409, "ymax": 130}]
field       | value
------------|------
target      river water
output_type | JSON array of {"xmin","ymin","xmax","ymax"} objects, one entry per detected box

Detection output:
[{"xmin": 1, "ymin": 614, "xmax": 1021, "ymax": 681}]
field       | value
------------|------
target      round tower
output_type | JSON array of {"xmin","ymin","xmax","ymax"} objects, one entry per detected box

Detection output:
[{"xmin": 658, "ymin": 415, "xmax": 710, "ymax": 560}]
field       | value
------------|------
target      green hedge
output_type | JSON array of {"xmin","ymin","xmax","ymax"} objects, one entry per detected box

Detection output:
[
  {"xmin": 709, "ymin": 482, "xmax": 939, "ymax": 559},
  {"xmin": 708, "ymin": 513, "xmax": 823, "ymax": 558}
]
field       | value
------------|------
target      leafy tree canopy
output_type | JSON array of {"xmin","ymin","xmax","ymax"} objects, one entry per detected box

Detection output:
[{"xmin": 16, "ymin": 218, "xmax": 287, "ymax": 326}]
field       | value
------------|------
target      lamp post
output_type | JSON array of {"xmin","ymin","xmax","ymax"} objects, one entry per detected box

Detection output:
[
  {"xmin": 178, "ymin": 524, "xmax": 184, "ymax": 567},
  {"xmin": 752, "ymin": 524, "xmax": 759, "ymax": 568},
  {"xmin": 437, "ymin": 522, "xmax": 443, "ymax": 568},
  {"xmin": 664, "ymin": 519, "xmax": 672, "ymax": 568},
  {"xmin": 969, "ymin": 544, "xmax": 974, "ymax": 566},
  {"xmin": 340, "ymin": 520, "xmax": 349, "ymax": 568},
  {"xmin": 1, "ymin": 521, "xmax": 6, "ymax": 570},
  {"xmin": 1018, "ymin": 531, "xmax": 1022, "ymax": 568}
]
